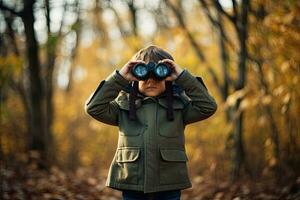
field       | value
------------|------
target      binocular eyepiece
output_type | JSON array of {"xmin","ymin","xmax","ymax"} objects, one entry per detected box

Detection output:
[{"xmin": 131, "ymin": 61, "xmax": 171, "ymax": 80}]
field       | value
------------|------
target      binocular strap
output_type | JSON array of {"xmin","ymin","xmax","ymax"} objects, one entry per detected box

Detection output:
[{"xmin": 166, "ymin": 81, "xmax": 174, "ymax": 121}]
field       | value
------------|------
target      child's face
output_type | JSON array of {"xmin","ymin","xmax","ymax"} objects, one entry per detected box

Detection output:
[{"xmin": 138, "ymin": 78, "xmax": 166, "ymax": 97}]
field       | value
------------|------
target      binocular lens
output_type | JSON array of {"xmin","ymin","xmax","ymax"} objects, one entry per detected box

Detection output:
[
  {"xmin": 133, "ymin": 64, "xmax": 148, "ymax": 79},
  {"xmin": 135, "ymin": 65, "xmax": 148, "ymax": 77},
  {"xmin": 155, "ymin": 64, "xmax": 169, "ymax": 78}
]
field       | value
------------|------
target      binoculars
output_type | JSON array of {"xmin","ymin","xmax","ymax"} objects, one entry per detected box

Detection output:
[{"xmin": 131, "ymin": 61, "xmax": 171, "ymax": 80}]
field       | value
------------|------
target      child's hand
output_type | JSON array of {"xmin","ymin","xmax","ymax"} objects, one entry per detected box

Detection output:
[
  {"xmin": 159, "ymin": 59, "xmax": 183, "ymax": 81},
  {"xmin": 119, "ymin": 60, "xmax": 145, "ymax": 81}
]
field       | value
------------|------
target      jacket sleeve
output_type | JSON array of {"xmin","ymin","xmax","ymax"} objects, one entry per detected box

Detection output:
[
  {"xmin": 174, "ymin": 69, "xmax": 218, "ymax": 125},
  {"xmin": 85, "ymin": 70, "xmax": 130, "ymax": 126}
]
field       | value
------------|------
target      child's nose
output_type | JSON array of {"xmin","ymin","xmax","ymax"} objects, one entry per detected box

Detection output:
[{"xmin": 146, "ymin": 78, "xmax": 155, "ymax": 83}]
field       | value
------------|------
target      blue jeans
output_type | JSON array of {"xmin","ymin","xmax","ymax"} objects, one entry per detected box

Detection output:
[{"xmin": 122, "ymin": 189, "xmax": 181, "ymax": 200}]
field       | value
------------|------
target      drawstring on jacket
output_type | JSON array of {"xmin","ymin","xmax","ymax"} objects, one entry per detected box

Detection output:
[{"xmin": 129, "ymin": 81, "xmax": 138, "ymax": 120}]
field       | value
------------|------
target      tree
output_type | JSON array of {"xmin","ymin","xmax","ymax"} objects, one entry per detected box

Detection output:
[
  {"xmin": 0, "ymin": 0, "xmax": 81, "ymax": 168},
  {"xmin": 164, "ymin": 0, "xmax": 250, "ymax": 179}
]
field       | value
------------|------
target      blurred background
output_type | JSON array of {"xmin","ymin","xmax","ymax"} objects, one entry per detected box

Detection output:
[{"xmin": 0, "ymin": 0, "xmax": 299, "ymax": 199}]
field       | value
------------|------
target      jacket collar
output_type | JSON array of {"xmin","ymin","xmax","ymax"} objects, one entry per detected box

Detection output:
[{"xmin": 115, "ymin": 86, "xmax": 188, "ymax": 111}]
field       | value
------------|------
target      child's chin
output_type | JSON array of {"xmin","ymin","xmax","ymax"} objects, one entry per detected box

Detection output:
[{"xmin": 144, "ymin": 91, "xmax": 160, "ymax": 97}]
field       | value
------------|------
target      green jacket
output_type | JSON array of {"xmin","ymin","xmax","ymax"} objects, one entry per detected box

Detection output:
[{"xmin": 85, "ymin": 69, "xmax": 217, "ymax": 193}]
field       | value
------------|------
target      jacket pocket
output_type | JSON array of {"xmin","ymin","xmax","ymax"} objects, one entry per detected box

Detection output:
[
  {"xmin": 159, "ymin": 148, "xmax": 189, "ymax": 185},
  {"xmin": 113, "ymin": 147, "xmax": 140, "ymax": 185}
]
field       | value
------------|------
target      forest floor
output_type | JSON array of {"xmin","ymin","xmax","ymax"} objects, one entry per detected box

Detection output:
[{"xmin": 1, "ymin": 161, "xmax": 300, "ymax": 200}]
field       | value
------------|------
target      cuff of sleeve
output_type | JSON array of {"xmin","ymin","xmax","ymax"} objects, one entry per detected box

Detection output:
[
  {"xmin": 106, "ymin": 70, "xmax": 130, "ymax": 90},
  {"xmin": 116, "ymin": 70, "xmax": 129, "ymax": 82},
  {"xmin": 174, "ymin": 69, "xmax": 185, "ymax": 81}
]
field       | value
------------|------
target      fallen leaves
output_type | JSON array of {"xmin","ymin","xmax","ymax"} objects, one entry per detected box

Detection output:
[{"xmin": 1, "ymin": 161, "xmax": 300, "ymax": 200}]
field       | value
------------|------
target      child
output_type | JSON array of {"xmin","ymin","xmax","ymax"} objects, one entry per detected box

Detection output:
[{"xmin": 85, "ymin": 45, "xmax": 217, "ymax": 200}]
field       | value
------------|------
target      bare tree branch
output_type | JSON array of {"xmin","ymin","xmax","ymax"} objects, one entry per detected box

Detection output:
[
  {"xmin": 198, "ymin": 0, "xmax": 236, "ymax": 51},
  {"xmin": 214, "ymin": 0, "xmax": 236, "ymax": 24},
  {"xmin": 126, "ymin": 0, "xmax": 138, "ymax": 36},
  {"xmin": 108, "ymin": 4, "xmax": 128, "ymax": 37},
  {"xmin": 231, "ymin": 0, "xmax": 238, "ymax": 18},
  {"xmin": 3, "ymin": 12, "xmax": 20, "ymax": 56},
  {"xmin": 0, "ymin": 1, "xmax": 22, "ymax": 16},
  {"xmin": 164, "ymin": 0, "xmax": 222, "ymax": 92},
  {"xmin": 44, "ymin": 0, "xmax": 51, "ymax": 34},
  {"xmin": 248, "ymin": 55, "xmax": 281, "ymax": 163},
  {"xmin": 93, "ymin": 0, "xmax": 109, "ymax": 46},
  {"xmin": 66, "ymin": 0, "xmax": 81, "ymax": 92},
  {"xmin": 148, "ymin": 1, "xmax": 171, "ymax": 30}
]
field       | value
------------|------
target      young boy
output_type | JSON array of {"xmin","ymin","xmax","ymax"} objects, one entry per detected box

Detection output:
[{"xmin": 85, "ymin": 45, "xmax": 217, "ymax": 200}]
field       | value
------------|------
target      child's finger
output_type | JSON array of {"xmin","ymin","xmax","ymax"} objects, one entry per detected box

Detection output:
[
  {"xmin": 160, "ymin": 59, "xmax": 176, "ymax": 69},
  {"xmin": 130, "ymin": 60, "xmax": 145, "ymax": 64},
  {"xmin": 128, "ymin": 60, "xmax": 145, "ymax": 68},
  {"xmin": 160, "ymin": 59, "xmax": 174, "ymax": 64}
]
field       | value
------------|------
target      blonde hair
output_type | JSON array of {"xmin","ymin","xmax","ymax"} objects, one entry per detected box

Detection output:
[{"xmin": 131, "ymin": 45, "xmax": 174, "ymax": 63}]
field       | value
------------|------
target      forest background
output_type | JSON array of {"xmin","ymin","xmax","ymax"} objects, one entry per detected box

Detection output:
[{"xmin": 1, "ymin": 0, "xmax": 299, "ymax": 199}]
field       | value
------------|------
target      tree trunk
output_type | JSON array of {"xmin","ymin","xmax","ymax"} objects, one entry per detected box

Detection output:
[
  {"xmin": 21, "ymin": 0, "xmax": 47, "ymax": 168},
  {"xmin": 230, "ymin": 0, "xmax": 249, "ymax": 179}
]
